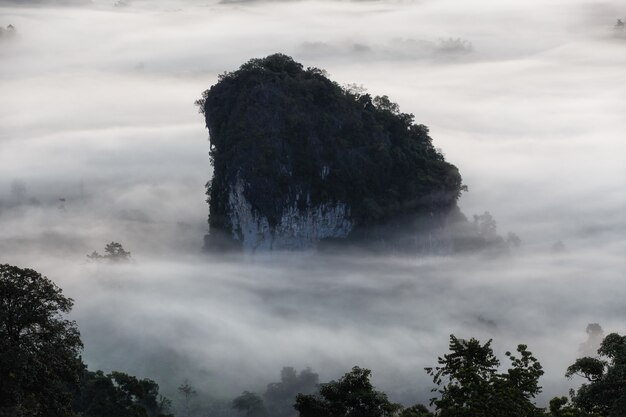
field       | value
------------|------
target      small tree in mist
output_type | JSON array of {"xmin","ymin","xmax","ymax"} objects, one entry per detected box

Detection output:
[
  {"xmin": 0, "ymin": 24, "xmax": 16, "ymax": 39},
  {"xmin": 506, "ymin": 232, "xmax": 522, "ymax": 248},
  {"xmin": 87, "ymin": 242, "xmax": 131, "ymax": 262},
  {"xmin": 178, "ymin": 380, "xmax": 197, "ymax": 417},
  {"xmin": 473, "ymin": 211, "xmax": 498, "ymax": 241},
  {"xmin": 104, "ymin": 242, "xmax": 131, "ymax": 260},
  {"xmin": 233, "ymin": 391, "xmax": 266, "ymax": 417}
]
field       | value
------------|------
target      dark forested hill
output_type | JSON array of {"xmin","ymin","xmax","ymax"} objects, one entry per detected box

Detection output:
[{"xmin": 198, "ymin": 54, "xmax": 465, "ymax": 251}]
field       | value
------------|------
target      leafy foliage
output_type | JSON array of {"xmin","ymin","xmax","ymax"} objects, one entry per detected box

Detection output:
[
  {"xmin": 0, "ymin": 263, "xmax": 173, "ymax": 417},
  {"xmin": 0, "ymin": 264, "xmax": 83, "ymax": 417},
  {"xmin": 294, "ymin": 366, "xmax": 402, "ymax": 417},
  {"xmin": 425, "ymin": 335, "xmax": 544, "ymax": 417},
  {"xmin": 72, "ymin": 368, "xmax": 173, "ymax": 417},
  {"xmin": 199, "ymin": 54, "xmax": 465, "ymax": 244},
  {"xmin": 399, "ymin": 404, "xmax": 434, "ymax": 417},
  {"xmin": 546, "ymin": 396, "xmax": 596, "ymax": 417},
  {"xmin": 566, "ymin": 333, "xmax": 626, "ymax": 417}
]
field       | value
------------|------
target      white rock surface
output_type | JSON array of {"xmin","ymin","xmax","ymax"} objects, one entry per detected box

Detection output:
[{"xmin": 227, "ymin": 178, "xmax": 352, "ymax": 251}]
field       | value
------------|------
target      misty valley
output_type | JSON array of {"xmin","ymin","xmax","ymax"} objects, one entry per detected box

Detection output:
[{"xmin": 1, "ymin": 1, "xmax": 625, "ymax": 417}]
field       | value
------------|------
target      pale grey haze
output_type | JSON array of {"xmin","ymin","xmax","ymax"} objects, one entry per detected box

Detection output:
[{"xmin": 0, "ymin": 0, "xmax": 625, "ymax": 411}]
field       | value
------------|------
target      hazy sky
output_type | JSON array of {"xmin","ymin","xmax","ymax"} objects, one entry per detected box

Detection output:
[{"xmin": 1, "ymin": 0, "xmax": 625, "ymax": 411}]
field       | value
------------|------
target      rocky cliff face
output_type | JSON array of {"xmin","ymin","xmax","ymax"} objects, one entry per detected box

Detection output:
[
  {"xmin": 226, "ymin": 177, "xmax": 352, "ymax": 250},
  {"xmin": 198, "ymin": 54, "xmax": 465, "ymax": 252}
]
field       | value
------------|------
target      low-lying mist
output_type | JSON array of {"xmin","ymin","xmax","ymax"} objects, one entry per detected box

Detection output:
[
  {"xmin": 1, "ymin": 0, "xmax": 625, "ymax": 412},
  {"xmin": 3, "ymin": 246, "xmax": 625, "ymax": 408}
]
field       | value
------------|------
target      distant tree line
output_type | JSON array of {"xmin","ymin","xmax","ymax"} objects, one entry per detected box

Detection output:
[
  {"xmin": 1, "ymin": 263, "xmax": 623, "ymax": 416},
  {"xmin": 87, "ymin": 242, "xmax": 132, "ymax": 262}
]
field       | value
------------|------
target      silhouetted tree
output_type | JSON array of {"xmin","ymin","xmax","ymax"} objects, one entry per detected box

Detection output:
[
  {"xmin": 72, "ymin": 369, "xmax": 173, "ymax": 417},
  {"xmin": 372, "ymin": 95, "xmax": 400, "ymax": 114},
  {"xmin": 425, "ymin": 335, "xmax": 544, "ymax": 417},
  {"xmin": 294, "ymin": 366, "xmax": 401, "ymax": 417},
  {"xmin": 233, "ymin": 391, "xmax": 266, "ymax": 417},
  {"xmin": 104, "ymin": 242, "xmax": 131, "ymax": 260},
  {"xmin": 0, "ymin": 264, "xmax": 83, "ymax": 417},
  {"xmin": 177, "ymin": 380, "xmax": 197, "ymax": 417},
  {"xmin": 566, "ymin": 333, "xmax": 626, "ymax": 417},
  {"xmin": 264, "ymin": 367, "xmax": 319, "ymax": 417}
]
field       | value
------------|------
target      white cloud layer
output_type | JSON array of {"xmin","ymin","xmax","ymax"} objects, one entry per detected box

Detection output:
[{"xmin": 1, "ymin": 0, "xmax": 625, "ymax": 409}]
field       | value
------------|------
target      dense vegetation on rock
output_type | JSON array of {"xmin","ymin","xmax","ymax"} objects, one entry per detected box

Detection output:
[{"xmin": 197, "ymin": 54, "xmax": 465, "ymax": 250}]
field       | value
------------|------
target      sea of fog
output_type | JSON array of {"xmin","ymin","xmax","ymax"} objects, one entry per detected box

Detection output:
[{"xmin": 1, "ymin": 0, "xmax": 625, "ymax": 410}]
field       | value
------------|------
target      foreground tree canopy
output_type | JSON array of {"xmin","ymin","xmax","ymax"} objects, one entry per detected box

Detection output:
[
  {"xmin": 0, "ymin": 264, "xmax": 82, "ymax": 417},
  {"xmin": 0, "ymin": 264, "xmax": 171, "ymax": 417},
  {"xmin": 566, "ymin": 333, "xmax": 626, "ymax": 416},
  {"xmin": 426, "ymin": 335, "xmax": 544, "ymax": 417},
  {"xmin": 1, "ymin": 263, "xmax": 623, "ymax": 417}
]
